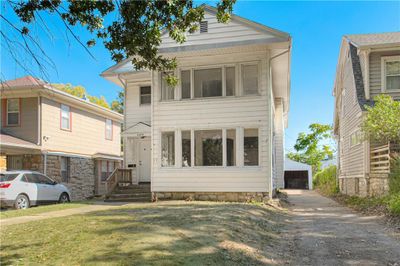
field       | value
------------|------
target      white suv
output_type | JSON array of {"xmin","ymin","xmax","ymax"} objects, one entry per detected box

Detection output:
[{"xmin": 0, "ymin": 171, "xmax": 71, "ymax": 209}]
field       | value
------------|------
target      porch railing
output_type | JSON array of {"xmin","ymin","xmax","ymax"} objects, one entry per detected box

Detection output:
[
  {"xmin": 370, "ymin": 142, "xmax": 400, "ymax": 174},
  {"xmin": 105, "ymin": 168, "xmax": 133, "ymax": 196}
]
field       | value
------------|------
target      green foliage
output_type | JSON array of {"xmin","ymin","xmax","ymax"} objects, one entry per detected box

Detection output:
[
  {"xmin": 287, "ymin": 123, "xmax": 335, "ymax": 173},
  {"xmin": 387, "ymin": 193, "xmax": 400, "ymax": 215},
  {"xmin": 52, "ymin": 83, "xmax": 110, "ymax": 109},
  {"xmin": 362, "ymin": 94, "xmax": 400, "ymax": 143},
  {"xmin": 111, "ymin": 90, "xmax": 124, "ymax": 114},
  {"xmin": 313, "ymin": 165, "xmax": 338, "ymax": 196},
  {"xmin": 10, "ymin": 1, "xmax": 236, "ymax": 72},
  {"xmin": 389, "ymin": 156, "xmax": 400, "ymax": 194}
]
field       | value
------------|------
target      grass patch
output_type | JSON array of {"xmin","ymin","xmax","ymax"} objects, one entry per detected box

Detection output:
[
  {"xmin": 0, "ymin": 201, "xmax": 287, "ymax": 265},
  {"xmin": 0, "ymin": 201, "xmax": 96, "ymax": 219},
  {"xmin": 313, "ymin": 165, "xmax": 338, "ymax": 196}
]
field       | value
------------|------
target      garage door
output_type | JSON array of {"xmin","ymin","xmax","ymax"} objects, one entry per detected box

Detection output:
[{"xmin": 284, "ymin": 170, "xmax": 309, "ymax": 189}]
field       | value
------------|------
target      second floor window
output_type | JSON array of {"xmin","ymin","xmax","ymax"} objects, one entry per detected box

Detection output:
[
  {"xmin": 242, "ymin": 64, "xmax": 259, "ymax": 95},
  {"xmin": 105, "ymin": 119, "xmax": 113, "ymax": 140},
  {"xmin": 6, "ymin": 99, "xmax": 20, "ymax": 126},
  {"xmin": 60, "ymin": 104, "xmax": 71, "ymax": 130},
  {"xmin": 140, "ymin": 86, "xmax": 151, "ymax": 105},
  {"xmin": 383, "ymin": 57, "xmax": 400, "ymax": 91}
]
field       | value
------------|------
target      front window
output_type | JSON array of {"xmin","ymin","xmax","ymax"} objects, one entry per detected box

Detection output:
[
  {"xmin": 242, "ymin": 64, "xmax": 259, "ymax": 95},
  {"xmin": 161, "ymin": 72, "xmax": 175, "ymax": 101},
  {"xmin": 6, "ymin": 99, "xmax": 20, "ymax": 126},
  {"xmin": 244, "ymin": 128, "xmax": 259, "ymax": 166},
  {"xmin": 181, "ymin": 70, "xmax": 191, "ymax": 99},
  {"xmin": 161, "ymin": 132, "xmax": 175, "ymax": 167},
  {"xmin": 182, "ymin": 130, "xmax": 191, "ymax": 167},
  {"xmin": 140, "ymin": 86, "xmax": 151, "ymax": 105},
  {"xmin": 194, "ymin": 130, "xmax": 222, "ymax": 166},
  {"xmin": 60, "ymin": 104, "xmax": 71, "ymax": 130},
  {"xmin": 226, "ymin": 129, "xmax": 236, "ymax": 166},
  {"xmin": 384, "ymin": 57, "xmax": 400, "ymax": 91},
  {"xmin": 61, "ymin": 157, "xmax": 70, "ymax": 183},
  {"xmin": 194, "ymin": 68, "xmax": 222, "ymax": 98},
  {"xmin": 105, "ymin": 119, "xmax": 113, "ymax": 140}
]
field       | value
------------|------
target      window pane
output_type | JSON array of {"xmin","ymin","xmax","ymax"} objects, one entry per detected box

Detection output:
[
  {"xmin": 386, "ymin": 61, "xmax": 400, "ymax": 76},
  {"xmin": 7, "ymin": 99, "xmax": 19, "ymax": 112},
  {"xmin": 7, "ymin": 113, "xmax": 19, "ymax": 125},
  {"xmin": 226, "ymin": 129, "xmax": 236, "ymax": 166},
  {"xmin": 242, "ymin": 65, "xmax": 258, "ymax": 95},
  {"xmin": 101, "ymin": 161, "xmax": 108, "ymax": 181},
  {"xmin": 181, "ymin": 70, "xmax": 191, "ymax": 99},
  {"xmin": 387, "ymin": 76, "xmax": 400, "ymax": 91},
  {"xmin": 106, "ymin": 119, "xmax": 112, "ymax": 139},
  {"xmin": 244, "ymin": 129, "xmax": 259, "ymax": 166},
  {"xmin": 141, "ymin": 95, "xmax": 151, "ymax": 104},
  {"xmin": 61, "ymin": 105, "xmax": 70, "ymax": 129},
  {"xmin": 195, "ymin": 130, "xmax": 222, "ymax": 166},
  {"xmin": 161, "ymin": 132, "xmax": 175, "ymax": 167},
  {"xmin": 140, "ymin": 86, "xmax": 151, "ymax": 104},
  {"xmin": 182, "ymin": 131, "xmax": 191, "ymax": 167},
  {"xmin": 194, "ymin": 68, "xmax": 222, "ymax": 98},
  {"xmin": 62, "ymin": 117, "xmax": 70, "ymax": 129},
  {"xmin": 162, "ymin": 73, "xmax": 175, "ymax": 100},
  {"xmin": 140, "ymin": 86, "xmax": 151, "ymax": 95},
  {"xmin": 226, "ymin": 67, "xmax": 235, "ymax": 96}
]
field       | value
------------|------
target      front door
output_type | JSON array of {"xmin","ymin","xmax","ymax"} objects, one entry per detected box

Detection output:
[{"xmin": 138, "ymin": 139, "xmax": 151, "ymax": 182}]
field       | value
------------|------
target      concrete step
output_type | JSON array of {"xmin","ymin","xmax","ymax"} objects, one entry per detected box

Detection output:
[
  {"xmin": 104, "ymin": 196, "xmax": 152, "ymax": 202},
  {"xmin": 110, "ymin": 193, "xmax": 152, "ymax": 198}
]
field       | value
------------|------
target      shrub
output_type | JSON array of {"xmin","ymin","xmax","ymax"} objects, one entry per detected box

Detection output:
[
  {"xmin": 387, "ymin": 193, "xmax": 400, "ymax": 215},
  {"xmin": 313, "ymin": 165, "xmax": 338, "ymax": 196},
  {"xmin": 389, "ymin": 156, "xmax": 400, "ymax": 194}
]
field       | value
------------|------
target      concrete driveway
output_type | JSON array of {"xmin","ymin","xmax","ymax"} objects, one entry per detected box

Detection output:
[{"xmin": 281, "ymin": 189, "xmax": 400, "ymax": 266}]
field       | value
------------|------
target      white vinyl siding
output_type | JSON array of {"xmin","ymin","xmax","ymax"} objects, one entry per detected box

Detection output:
[{"xmin": 61, "ymin": 104, "xmax": 71, "ymax": 130}]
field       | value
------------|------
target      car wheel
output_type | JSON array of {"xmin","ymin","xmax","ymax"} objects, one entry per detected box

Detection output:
[
  {"xmin": 15, "ymin": 194, "xmax": 30, "ymax": 209},
  {"xmin": 59, "ymin": 193, "xmax": 70, "ymax": 203}
]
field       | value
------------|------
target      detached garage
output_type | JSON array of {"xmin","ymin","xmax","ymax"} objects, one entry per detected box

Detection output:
[{"xmin": 284, "ymin": 158, "xmax": 313, "ymax": 190}]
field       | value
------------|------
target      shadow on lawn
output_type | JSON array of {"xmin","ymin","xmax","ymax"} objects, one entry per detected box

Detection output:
[{"xmin": 84, "ymin": 203, "xmax": 288, "ymax": 265}]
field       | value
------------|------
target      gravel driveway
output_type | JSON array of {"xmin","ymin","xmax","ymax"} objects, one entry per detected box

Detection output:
[{"xmin": 281, "ymin": 190, "xmax": 400, "ymax": 266}]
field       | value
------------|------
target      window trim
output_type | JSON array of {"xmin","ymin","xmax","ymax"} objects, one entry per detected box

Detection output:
[
  {"xmin": 105, "ymin": 118, "xmax": 113, "ymax": 140},
  {"xmin": 349, "ymin": 129, "xmax": 363, "ymax": 148},
  {"xmin": 4, "ymin": 98, "xmax": 21, "ymax": 127},
  {"xmin": 60, "ymin": 104, "xmax": 72, "ymax": 131},
  {"xmin": 139, "ymin": 85, "xmax": 151, "ymax": 105},
  {"xmin": 381, "ymin": 55, "xmax": 400, "ymax": 92}
]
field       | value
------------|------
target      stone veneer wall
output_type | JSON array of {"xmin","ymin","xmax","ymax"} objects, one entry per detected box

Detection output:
[
  {"xmin": 153, "ymin": 192, "xmax": 269, "ymax": 202},
  {"xmin": 340, "ymin": 174, "xmax": 389, "ymax": 197},
  {"xmin": 46, "ymin": 155, "xmax": 95, "ymax": 200}
]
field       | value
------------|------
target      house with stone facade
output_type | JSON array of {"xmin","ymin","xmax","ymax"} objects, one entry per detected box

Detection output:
[
  {"xmin": 0, "ymin": 76, "xmax": 123, "ymax": 199},
  {"xmin": 101, "ymin": 6, "xmax": 291, "ymax": 202},
  {"xmin": 333, "ymin": 32, "xmax": 400, "ymax": 197}
]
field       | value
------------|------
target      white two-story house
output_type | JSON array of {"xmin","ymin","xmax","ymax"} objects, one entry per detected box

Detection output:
[{"xmin": 102, "ymin": 6, "xmax": 291, "ymax": 201}]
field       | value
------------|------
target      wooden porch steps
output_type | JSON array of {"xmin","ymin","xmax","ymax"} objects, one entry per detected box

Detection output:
[{"xmin": 105, "ymin": 183, "xmax": 151, "ymax": 202}]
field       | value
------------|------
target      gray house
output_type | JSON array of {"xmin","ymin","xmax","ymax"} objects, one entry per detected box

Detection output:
[{"xmin": 333, "ymin": 32, "xmax": 400, "ymax": 197}]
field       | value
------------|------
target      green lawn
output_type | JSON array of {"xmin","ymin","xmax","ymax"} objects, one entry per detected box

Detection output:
[
  {"xmin": 0, "ymin": 201, "xmax": 96, "ymax": 219},
  {"xmin": 1, "ymin": 201, "xmax": 287, "ymax": 265}
]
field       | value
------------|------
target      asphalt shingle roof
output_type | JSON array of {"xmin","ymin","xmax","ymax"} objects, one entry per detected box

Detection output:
[
  {"xmin": 1, "ymin": 76, "xmax": 46, "ymax": 88},
  {"xmin": 345, "ymin": 32, "xmax": 400, "ymax": 47}
]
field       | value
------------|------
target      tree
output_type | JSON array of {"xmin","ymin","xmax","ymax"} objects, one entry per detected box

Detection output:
[
  {"xmin": 362, "ymin": 94, "xmax": 400, "ymax": 144},
  {"xmin": 287, "ymin": 123, "xmax": 335, "ymax": 173},
  {"xmin": 111, "ymin": 90, "xmax": 124, "ymax": 114},
  {"xmin": 2, "ymin": 1, "xmax": 236, "ymax": 79},
  {"xmin": 52, "ymin": 83, "xmax": 110, "ymax": 109}
]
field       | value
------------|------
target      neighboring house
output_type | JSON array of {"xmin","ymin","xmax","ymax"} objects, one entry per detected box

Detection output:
[
  {"xmin": 0, "ymin": 76, "xmax": 123, "ymax": 199},
  {"xmin": 333, "ymin": 32, "xmax": 400, "ymax": 197},
  {"xmin": 284, "ymin": 158, "xmax": 312, "ymax": 190},
  {"xmin": 101, "ymin": 5, "xmax": 291, "ymax": 201}
]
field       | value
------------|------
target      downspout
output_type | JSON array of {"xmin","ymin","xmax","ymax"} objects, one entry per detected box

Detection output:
[{"xmin": 37, "ymin": 96, "xmax": 41, "ymax": 145}]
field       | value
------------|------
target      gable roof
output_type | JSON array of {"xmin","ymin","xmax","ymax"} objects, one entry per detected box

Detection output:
[
  {"xmin": 1, "ymin": 76, "xmax": 45, "ymax": 88},
  {"xmin": 345, "ymin": 32, "xmax": 400, "ymax": 48}
]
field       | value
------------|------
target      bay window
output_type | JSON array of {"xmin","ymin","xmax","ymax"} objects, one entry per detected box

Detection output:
[
  {"xmin": 194, "ymin": 130, "xmax": 222, "ymax": 166},
  {"xmin": 244, "ymin": 128, "xmax": 259, "ymax": 166},
  {"xmin": 383, "ymin": 56, "xmax": 400, "ymax": 91},
  {"xmin": 6, "ymin": 99, "xmax": 20, "ymax": 126},
  {"xmin": 161, "ymin": 132, "xmax": 175, "ymax": 167}
]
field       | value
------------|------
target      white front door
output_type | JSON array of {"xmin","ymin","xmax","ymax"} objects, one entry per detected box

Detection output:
[{"xmin": 138, "ymin": 139, "xmax": 151, "ymax": 182}]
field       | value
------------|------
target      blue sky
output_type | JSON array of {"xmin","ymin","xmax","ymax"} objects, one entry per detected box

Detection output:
[{"xmin": 1, "ymin": 1, "xmax": 399, "ymax": 151}]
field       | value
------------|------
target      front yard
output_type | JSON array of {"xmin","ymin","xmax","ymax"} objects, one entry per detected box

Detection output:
[{"xmin": 1, "ymin": 201, "xmax": 288, "ymax": 265}]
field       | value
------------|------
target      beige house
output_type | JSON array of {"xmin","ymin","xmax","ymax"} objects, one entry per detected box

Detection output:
[
  {"xmin": 333, "ymin": 32, "xmax": 400, "ymax": 197},
  {"xmin": 102, "ymin": 6, "xmax": 291, "ymax": 201},
  {"xmin": 0, "ymin": 76, "xmax": 123, "ymax": 199}
]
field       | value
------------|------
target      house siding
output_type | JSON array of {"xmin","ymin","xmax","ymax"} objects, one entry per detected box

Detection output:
[
  {"xmin": 41, "ymin": 97, "xmax": 121, "ymax": 156},
  {"xmin": 369, "ymin": 50, "xmax": 400, "ymax": 99},
  {"xmin": 0, "ymin": 97, "xmax": 38, "ymax": 144},
  {"xmin": 151, "ymin": 49, "xmax": 272, "ymax": 193},
  {"xmin": 274, "ymin": 98, "xmax": 285, "ymax": 189},
  {"xmin": 125, "ymin": 81, "xmax": 152, "ymax": 127}
]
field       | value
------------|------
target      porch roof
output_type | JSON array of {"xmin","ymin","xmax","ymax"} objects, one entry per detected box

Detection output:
[{"xmin": 0, "ymin": 133, "xmax": 41, "ymax": 154}]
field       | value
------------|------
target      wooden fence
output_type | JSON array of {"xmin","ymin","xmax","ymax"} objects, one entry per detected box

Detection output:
[{"xmin": 370, "ymin": 143, "xmax": 400, "ymax": 174}]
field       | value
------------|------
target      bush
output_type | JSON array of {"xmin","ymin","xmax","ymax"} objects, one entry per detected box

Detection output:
[
  {"xmin": 389, "ymin": 156, "xmax": 400, "ymax": 194},
  {"xmin": 313, "ymin": 165, "xmax": 338, "ymax": 196},
  {"xmin": 387, "ymin": 193, "xmax": 400, "ymax": 215}
]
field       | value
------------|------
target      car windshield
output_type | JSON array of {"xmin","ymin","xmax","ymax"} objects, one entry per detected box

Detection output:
[{"xmin": 0, "ymin": 173, "xmax": 19, "ymax": 182}]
